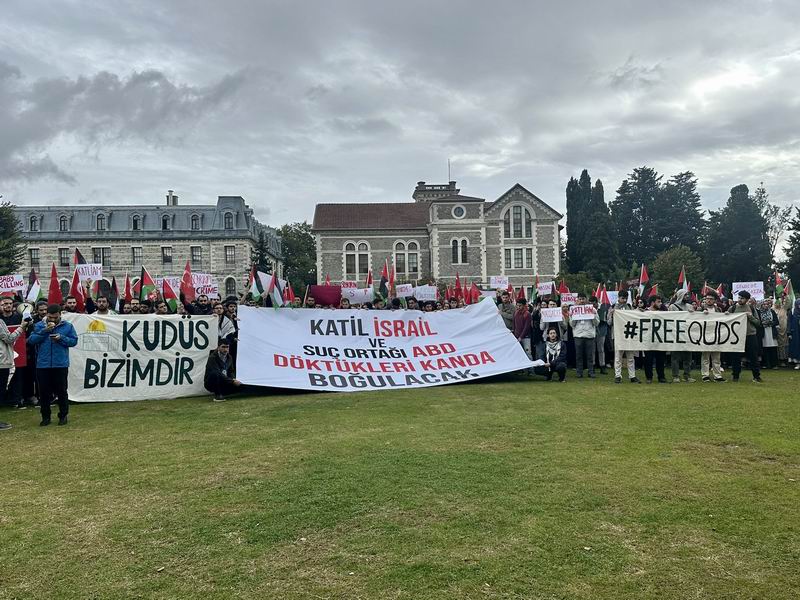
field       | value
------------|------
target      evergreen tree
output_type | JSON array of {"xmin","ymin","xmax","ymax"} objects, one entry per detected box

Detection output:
[
  {"xmin": 278, "ymin": 221, "xmax": 317, "ymax": 296},
  {"xmin": 250, "ymin": 230, "xmax": 274, "ymax": 273},
  {"xmin": 611, "ymin": 167, "xmax": 662, "ymax": 265},
  {"xmin": 780, "ymin": 207, "xmax": 800, "ymax": 285},
  {"xmin": 660, "ymin": 171, "xmax": 706, "ymax": 253},
  {"xmin": 565, "ymin": 177, "xmax": 582, "ymax": 271},
  {"xmin": 0, "ymin": 202, "xmax": 25, "ymax": 275},
  {"xmin": 752, "ymin": 182, "xmax": 792, "ymax": 265},
  {"xmin": 651, "ymin": 244, "xmax": 704, "ymax": 297},
  {"xmin": 581, "ymin": 179, "xmax": 619, "ymax": 281},
  {"xmin": 705, "ymin": 184, "xmax": 771, "ymax": 284}
]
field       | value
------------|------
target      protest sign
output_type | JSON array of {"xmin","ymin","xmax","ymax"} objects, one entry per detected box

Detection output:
[
  {"xmin": 340, "ymin": 281, "xmax": 358, "ymax": 289},
  {"xmin": 731, "ymin": 281, "xmax": 764, "ymax": 300},
  {"xmin": 308, "ymin": 284, "xmax": 342, "ymax": 306},
  {"xmin": 489, "ymin": 276, "xmax": 508, "ymax": 289},
  {"xmin": 155, "ymin": 276, "xmax": 181, "ymax": 292},
  {"xmin": 480, "ymin": 290, "xmax": 497, "ymax": 300},
  {"xmin": 569, "ymin": 305, "xmax": 597, "ymax": 320},
  {"xmin": 238, "ymin": 300, "xmax": 533, "ymax": 392},
  {"xmin": 196, "ymin": 284, "xmax": 220, "ymax": 299},
  {"xmin": 63, "ymin": 314, "xmax": 217, "ymax": 402},
  {"xmin": 613, "ymin": 310, "xmax": 746, "ymax": 353},
  {"xmin": 537, "ymin": 281, "xmax": 555, "ymax": 296},
  {"xmin": 342, "ymin": 287, "xmax": 374, "ymax": 303},
  {"xmin": 414, "ymin": 285, "xmax": 438, "ymax": 302},
  {"xmin": 540, "ymin": 307, "xmax": 565, "ymax": 323},
  {"xmin": 76, "ymin": 263, "xmax": 102, "ymax": 283},
  {"xmin": 560, "ymin": 292, "xmax": 578, "ymax": 306},
  {"xmin": 0, "ymin": 274, "xmax": 25, "ymax": 294},
  {"xmin": 395, "ymin": 283, "xmax": 414, "ymax": 297}
]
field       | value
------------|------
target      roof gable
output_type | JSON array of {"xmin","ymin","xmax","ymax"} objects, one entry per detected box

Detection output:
[{"xmin": 485, "ymin": 183, "xmax": 563, "ymax": 220}]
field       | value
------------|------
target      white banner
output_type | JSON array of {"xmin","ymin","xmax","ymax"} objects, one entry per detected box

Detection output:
[
  {"xmin": 540, "ymin": 307, "xmax": 564, "ymax": 323},
  {"xmin": 395, "ymin": 283, "xmax": 414, "ymax": 297},
  {"xmin": 238, "ymin": 300, "xmax": 533, "ymax": 392},
  {"xmin": 537, "ymin": 281, "xmax": 555, "ymax": 296},
  {"xmin": 560, "ymin": 292, "xmax": 577, "ymax": 306},
  {"xmin": 342, "ymin": 287, "xmax": 374, "ymax": 303},
  {"xmin": 63, "ymin": 314, "xmax": 217, "ymax": 402},
  {"xmin": 613, "ymin": 310, "xmax": 747, "ymax": 352},
  {"xmin": 0, "ymin": 274, "xmax": 25, "ymax": 293},
  {"xmin": 155, "ymin": 276, "xmax": 181, "ymax": 292},
  {"xmin": 731, "ymin": 281, "xmax": 764, "ymax": 300},
  {"xmin": 76, "ymin": 263, "xmax": 103, "ymax": 283},
  {"xmin": 569, "ymin": 305, "xmax": 597, "ymax": 320},
  {"xmin": 489, "ymin": 276, "xmax": 508, "ymax": 289},
  {"xmin": 606, "ymin": 291, "xmax": 619, "ymax": 305},
  {"xmin": 414, "ymin": 285, "xmax": 438, "ymax": 301}
]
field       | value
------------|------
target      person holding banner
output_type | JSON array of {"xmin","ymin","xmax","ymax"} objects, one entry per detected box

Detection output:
[
  {"xmin": 727, "ymin": 290, "xmax": 763, "ymax": 383},
  {"xmin": 533, "ymin": 328, "xmax": 567, "ymax": 382},
  {"xmin": 668, "ymin": 289, "xmax": 696, "ymax": 383},
  {"xmin": 28, "ymin": 305, "xmax": 78, "ymax": 426},
  {"xmin": 0, "ymin": 314, "xmax": 32, "ymax": 409},
  {"xmin": 204, "ymin": 340, "xmax": 241, "ymax": 402},
  {"xmin": 513, "ymin": 298, "xmax": 533, "ymax": 365},
  {"xmin": 700, "ymin": 291, "xmax": 726, "ymax": 382},
  {"xmin": 643, "ymin": 296, "xmax": 668, "ymax": 384},
  {"xmin": 569, "ymin": 293, "xmax": 600, "ymax": 378},
  {"xmin": 63, "ymin": 296, "xmax": 80, "ymax": 313}
]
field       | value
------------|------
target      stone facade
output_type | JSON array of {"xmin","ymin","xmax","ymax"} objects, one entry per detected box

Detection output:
[
  {"xmin": 312, "ymin": 181, "xmax": 562, "ymax": 289},
  {"xmin": 16, "ymin": 192, "xmax": 282, "ymax": 299}
]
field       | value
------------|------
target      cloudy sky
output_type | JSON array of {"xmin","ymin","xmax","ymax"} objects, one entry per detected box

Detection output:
[{"xmin": 2, "ymin": 0, "xmax": 799, "ymax": 227}]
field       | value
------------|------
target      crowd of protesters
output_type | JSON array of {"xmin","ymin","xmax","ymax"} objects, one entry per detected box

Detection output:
[{"xmin": 2, "ymin": 279, "xmax": 799, "ymax": 431}]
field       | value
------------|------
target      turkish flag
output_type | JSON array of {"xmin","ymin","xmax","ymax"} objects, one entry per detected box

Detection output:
[{"xmin": 8, "ymin": 326, "xmax": 27, "ymax": 367}]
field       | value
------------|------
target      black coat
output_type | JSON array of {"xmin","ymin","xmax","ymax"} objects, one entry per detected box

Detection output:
[{"xmin": 204, "ymin": 350, "xmax": 236, "ymax": 386}]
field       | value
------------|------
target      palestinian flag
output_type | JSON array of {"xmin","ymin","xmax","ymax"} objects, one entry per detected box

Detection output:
[
  {"xmin": 785, "ymin": 279, "xmax": 796, "ymax": 308},
  {"xmin": 701, "ymin": 281, "xmax": 710, "ymax": 296},
  {"xmin": 638, "ymin": 263, "xmax": 649, "ymax": 297},
  {"xmin": 378, "ymin": 260, "xmax": 390, "ymax": 299},
  {"xmin": 69, "ymin": 269, "xmax": 85, "ymax": 312},
  {"xmin": 48, "ymin": 263, "xmax": 63, "ymax": 305},
  {"xmin": 716, "ymin": 283, "xmax": 725, "ymax": 298},
  {"xmin": 530, "ymin": 274, "xmax": 540, "ymax": 304},
  {"xmin": 389, "ymin": 261, "xmax": 396, "ymax": 297},
  {"xmin": 110, "ymin": 276, "xmax": 120, "ymax": 311},
  {"xmin": 267, "ymin": 272, "xmax": 284, "ymax": 308},
  {"xmin": 648, "ymin": 284, "xmax": 659, "ymax": 298},
  {"xmin": 677, "ymin": 265, "xmax": 688, "ymax": 291},
  {"xmin": 74, "ymin": 249, "xmax": 87, "ymax": 265},
  {"xmin": 286, "ymin": 282, "xmax": 296, "ymax": 304},
  {"xmin": 25, "ymin": 268, "xmax": 43, "ymax": 303},
  {"xmin": 249, "ymin": 265, "xmax": 264, "ymax": 302},
  {"xmin": 162, "ymin": 277, "xmax": 179, "ymax": 313},
  {"xmin": 364, "ymin": 268, "xmax": 373, "ymax": 288},
  {"xmin": 138, "ymin": 266, "xmax": 157, "ymax": 301},
  {"xmin": 180, "ymin": 260, "xmax": 195, "ymax": 303}
]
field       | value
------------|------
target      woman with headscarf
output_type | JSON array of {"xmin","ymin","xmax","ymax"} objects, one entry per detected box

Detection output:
[
  {"xmin": 788, "ymin": 299, "xmax": 800, "ymax": 369},
  {"xmin": 758, "ymin": 298, "xmax": 779, "ymax": 369},
  {"xmin": 775, "ymin": 295, "xmax": 790, "ymax": 367}
]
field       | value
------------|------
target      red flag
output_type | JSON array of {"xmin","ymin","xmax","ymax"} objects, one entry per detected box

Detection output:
[
  {"xmin": 324, "ymin": 273, "xmax": 331, "ymax": 286},
  {"xmin": 470, "ymin": 282, "xmax": 480, "ymax": 304},
  {"xmin": 677, "ymin": 266, "xmax": 685, "ymax": 286},
  {"xmin": 716, "ymin": 283, "xmax": 724, "ymax": 297},
  {"xmin": 69, "ymin": 269, "xmax": 85, "ymax": 312},
  {"xmin": 648, "ymin": 284, "xmax": 659, "ymax": 298},
  {"xmin": 48, "ymin": 263, "xmax": 63, "ymax": 305},
  {"xmin": 517, "ymin": 286, "xmax": 526, "ymax": 301},
  {"xmin": 558, "ymin": 280, "xmax": 570, "ymax": 295},
  {"xmin": 775, "ymin": 271, "xmax": 783, "ymax": 286},
  {"xmin": 701, "ymin": 281, "xmax": 710, "ymax": 295},
  {"xmin": 74, "ymin": 249, "xmax": 87, "ymax": 265},
  {"xmin": 463, "ymin": 283, "xmax": 472, "ymax": 305},
  {"xmin": 180, "ymin": 260, "xmax": 195, "ymax": 303},
  {"xmin": 123, "ymin": 272, "xmax": 133, "ymax": 303},
  {"xmin": 593, "ymin": 282, "xmax": 602, "ymax": 299},
  {"xmin": 507, "ymin": 282, "xmax": 513, "ymax": 294},
  {"xmin": 388, "ymin": 261, "xmax": 396, "ymax": 297},
  {"xmin": 640, "ymin": 263, "xmax": 649, "ymax": 285},
  {"xmin": 445, "ymin": 285, "xmax": 453, "ymax": 300},
  {"xmin": 308, "ymin": 284, "xmax": 341, "ymax": 306},
  {"xmin": 454, "ymin": 272, "xmax": 463, "ymax": 300},
  {"xmin": 600, "ymin": 284, "xmax": 611, "ymax": 305},
  {"xmin": 286, "ymin": 283, "xmax": 296, "ymax": 303},
  {"xmin": 364, "ymin": 268, "xmax": 373, "ymax": 288}
]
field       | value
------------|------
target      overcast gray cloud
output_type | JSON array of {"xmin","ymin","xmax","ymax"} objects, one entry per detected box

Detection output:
[{"xmin": 1, "ymin": 0, "xmax": 799, "ymax": 226}]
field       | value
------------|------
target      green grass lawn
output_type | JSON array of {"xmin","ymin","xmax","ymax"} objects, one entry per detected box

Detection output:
[{"xmin": 1, "ymin": 371, "xmax": 799, "ymax": 599}]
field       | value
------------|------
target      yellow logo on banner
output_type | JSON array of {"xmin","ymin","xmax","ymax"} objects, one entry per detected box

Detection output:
[{"xmin": 87, "ymin": 320, "xmax": 107, "ymax": 333}]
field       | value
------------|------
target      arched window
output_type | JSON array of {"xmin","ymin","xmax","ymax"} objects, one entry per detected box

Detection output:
[
  {"xmin": 407, "ymin": 241, "xmax": 419, "ymax": 275},
  {"xmin": 344, "ymin": 241, "xmax": 370, "ymax": 280},
  {"xmin": 131, "ymin": 215, "xmax": 141, "ymax": 230},
  {"xmin": 59, "ymin": 280, "xmax": 70, "ymax": 300},
  {"xmin": 30, "ymin": 216, "xmax": 39, "ymax": 232},
  {"xmin": 225, "ymin": 277, "xmax": 237, "ymax": 298},
  {"xmin": 503, "ymin": 206, "xmax": 532, "ymax": 238},
  {"xmin": 394, "ymin": 241, "xmax": 406, "ymax": 274},
  {"xmin": 162, "ymin": 215, "xmax": 170, "ymax": 231},
  {"xmin": 59, "ymin": 216, "xmax": 68, "ymax": 232},
  {"xmin": 191, "ymin": 215, "xmax": 200, "ymax": 230},
  {"xmin": 96, "ymin": 214, "xmax": 106, "ymax": 231},
  {"xmin": 395, "ymin": 241, "xmax": 420, "ymax": 275},
  {"xmin": 451, "ymin": 238, "xmax": 468, "ymax": 264},
  {"xmin": 224, "ymin": 212, "xmax": 234, "ymax": 230}
]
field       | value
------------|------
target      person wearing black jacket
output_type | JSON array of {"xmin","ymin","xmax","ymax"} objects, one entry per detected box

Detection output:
[
  {"xmin": 204, "ymin": 340, "xmax": 241, "ymax": 402},
  {"xmin": 182, "ymin": 293, "xmax": 214, "ymax": 316},
  {"xmin": 533, "ymin": 328, "xmax": 568, "ymax": 382}
]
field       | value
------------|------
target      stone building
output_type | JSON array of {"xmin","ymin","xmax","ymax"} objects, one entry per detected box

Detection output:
[
  {"xmin": 312, "ymin": 181, "xmax": 562, "ymax": 290},
  {"xmin": 15, "ymin": 191, "xmax": 282, "ymax": 300}
]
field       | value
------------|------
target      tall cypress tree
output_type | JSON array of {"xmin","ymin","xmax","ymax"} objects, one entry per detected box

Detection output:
[
  {"xmin": 582, "ymin": 179, "xmax": 619, "ymax": 281},
  {"xmin": 659, "ymin": 171, "xmax": 706, "ymax": 253},
  {"xmin": 705, "ymin": 184, "xmax": 771, "ymax": 283},
  {"xmin": 611, "ymin": 167, "xmax": 662, "ymax": 265},
  {"xmin": 565, "ymin": 176, "xmax": 582, "ymax": 272}
]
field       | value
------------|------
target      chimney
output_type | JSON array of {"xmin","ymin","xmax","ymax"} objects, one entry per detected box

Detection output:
[{"xmin": 166, "ymin": 190, "xmax": 178, "ymax": 206}]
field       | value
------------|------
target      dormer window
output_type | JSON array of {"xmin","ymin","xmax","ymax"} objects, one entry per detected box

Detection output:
[
  {"xmin": 59, "ymin": 216, "xmax": 68, "ymax": 232},
  {"xmin": 132, "ymin": 215, "xmax": 141, "ymax": 231},
  {"xmin": 96, "ymin": 214, "xmax": 106, "ymax": 231},
  {"xmin": 191, "ymin": 215, "xmax": 200, "ymax": 230},
  {"xmin": 162, "ymin": 215, "xmax": 170, "ymax": 231},
  {"xmin": 224, "ymin": 212, "xmax": 234, "ymax": 230},
  {"xmin": 29, "ymin": 216, "xmax": 39, "ymax": 231}
]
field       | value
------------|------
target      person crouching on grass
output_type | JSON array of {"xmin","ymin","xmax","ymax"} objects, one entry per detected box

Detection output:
[
  {"xmin": 28, "ymin": 304, "xmax": 78, "ymax": 426},
  {"xmin": 534, "ymin": 328, "xmax": 567, "ymax": 382},
  {"xmin": 204, "ymin": 340, "xmax": 241, "ymax": 402}
]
